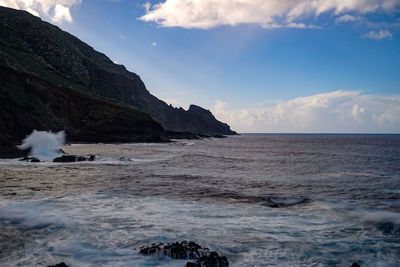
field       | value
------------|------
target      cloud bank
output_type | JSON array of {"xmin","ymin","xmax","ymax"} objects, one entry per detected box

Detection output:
[
  {"xmin": 140, "ymin": 0, "xmax": 400, "ymax": 29},
  {"xmin": 362, "ymin": 29, "xmax": 393, "ymax": 40},
  {"xmin": 0, "ymin": 0, "xmax": 81, "ymax": 23},
  {"xmin": 212, "ymin": 90, "xmax": 400, "ymax": 133}
]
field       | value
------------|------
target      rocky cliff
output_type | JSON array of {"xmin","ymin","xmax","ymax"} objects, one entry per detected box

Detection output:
[
  {"xmin": 0, "ymin": 6, "xmax": 235, "ymax": 146},
  {"xmin": 0, "ymin": 65, "xmax": 165, "ymax": 157}
]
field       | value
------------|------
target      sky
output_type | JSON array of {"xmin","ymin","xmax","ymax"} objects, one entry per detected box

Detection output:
[{"xmin": 1, "ymin": 0, "xmax": 400, "ymax": 133}]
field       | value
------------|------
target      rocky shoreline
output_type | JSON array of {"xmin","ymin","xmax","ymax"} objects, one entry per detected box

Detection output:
[{"xmin": 0, "ymin": 132, "xmax": 229, "ymax": 159}]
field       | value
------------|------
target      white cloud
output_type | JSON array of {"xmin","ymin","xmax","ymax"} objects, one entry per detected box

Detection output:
[
  {"xmin": 0, "ymin": 0, "xmax": 81, "ymax": 23},
  {"xmin": 140, "ymin": 0, "xmax": 400, "ymax": 29},
  {"xmin": 143, "ymin": 2, "xmax": 151, "ymax": 13},
  {"xmin": 212, "ymin": 90, "xmax": 400, "ymax": 133},
  {"xmin": 152, "ymin": 41, "xmax": 157, "ymax": 46},
  {"xmin": 335, "ymin": 14, "xmax": 361, "ymax": 23},
  {"xmin": 53, "ymin": 4, "xmax": 72, "ymax": 23},
  {"xmin": 362, "ymin": 30, "xmax": 393, "ymax": 40}
]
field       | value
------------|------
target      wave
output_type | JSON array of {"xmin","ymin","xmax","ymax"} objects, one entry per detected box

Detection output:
[{"xmin": 0, "ymin": 200, "xmax": 70, "ymax": 229}]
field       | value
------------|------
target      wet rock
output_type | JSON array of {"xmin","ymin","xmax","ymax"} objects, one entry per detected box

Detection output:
[
  {"xmin": 140, "ymin": 241, "xmax": 229, "ymax": 267},
  {"xmin": 140, "ymin": 241, "xmax": 209, "ymax": 259},
  {"xmin": 262, "ymin": 197, "xmax": 309, "ymax": 208},
  {"xmin": 19, "ymin": 156, "xmax": 40, "ymax": 162},
  {"xmin": 53, "ymin": 154, "xmax": 95, "ymax": 162},
  {"xmin": 119, "ymin": 157, "xmax": 132, "ymax": 162},
  {"xmin": 186, "ymin": 252, "xmax": 229, "ymax": 267},
  {"xmin": 212, "ymin": 135, "xmax": 227, "ymax": 138},
  {"xmin": 53, "ymin": 155, "xmax": 78, "ymax": 162},
  {"xmin": 29, "ymin": 187, "xmax": 40, "ymax": 191},
  {"xmin": 351, "ymin": 262, "xmax": 361, "ymax": 267},
  {"xmin": 47, "ymin": 263, "xmax": 68, "ymax": 267},
  {"xmin": 165, "ymin": 131, "xmax": 200, "ymax": 140},
  {"xmin": 197, "ymin": 134, "xmax": 212, "ymax": 138}
]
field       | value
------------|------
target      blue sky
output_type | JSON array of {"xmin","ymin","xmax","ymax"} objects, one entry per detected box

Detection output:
[{"xmin": 1, "ymin": 0, "xmax": 400, "ymax": 133}]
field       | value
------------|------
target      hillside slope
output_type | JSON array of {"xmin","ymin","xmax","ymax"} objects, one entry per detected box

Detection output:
[
  {"xmin": 0, "ymin": 65, "xmax": 164, "ymax": 157},
  {"xmin": 0, "ymin": 6, "xmax": 236, "ymax": 136}
]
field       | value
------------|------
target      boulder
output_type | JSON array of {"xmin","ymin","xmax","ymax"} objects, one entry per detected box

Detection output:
[
  {"xmin": 140, "ymin": 241, "xmax": 209, "ymax": 259},
  {"xmin": 186, "ymin": 252, "xmax": 229, "ymax": 267},
  {"xmin": 47, "ymin": 263, "xmax": 68, "ymax": 267},
  {"xmin": 53, "ymin": 154, "xmax": 95, "ymax": 162},
  {"xmin": 19, "ymin": 157, "xmax": 40, "ymax": 162},
  {"xmin": 262, "ymin": 197, "xmax": 309, "ymax": 208},
  {"xmin": 212, "ymin": 135, "xmax": 227, "ymax": 138},
  {"xmin": 140, "ymin": 241, "xmax": 229, "ymax": 267}
]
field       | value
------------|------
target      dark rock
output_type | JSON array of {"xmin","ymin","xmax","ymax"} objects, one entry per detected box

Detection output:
[
  {"xmin": 19, "ymin": 156, "xmax": 40, "ymax": 162},
  {"xmin": 53, "ymin": 155, "xmax": 78, "ymax": 162},
  {"xmin": 165, "ymin": 131, "xmax": 200, "ymax": 140},
  {"xmin": 351, "ymin": 262, "xmax": 361, "ymax": 267},
  {"xmin": 0, "ymin": 145, "xmax": 29, "ymax": 159},
  {"xmin": 197, "ymin": 134, "xmax": 212, "ymax": 138},
  {"xmin": 140, "ymin": 241, "xmax": 209, "ymax": 260},
  {"xmin": 186, "ymin": 252, "xmax": 229, "ymax": 267},
  {"xmin": 212, "ymin": 135, "xmax": 227, "ymax": 138},
  {"xmin": 262, "ymin": 197, "xmax": 309, "ymax": 208},
  {"xmin": 119, "ymin": 157, "xmax": 132, "ymax": 162},
  {"xmin": 140, "ymin": 241, "xmax": 229, "ymax": 267},
  {"xmin": 29, "ymin": 187, "xmax": 40, "ymax": 191},
  {"xmin": 53, "ymin": 154, "xmax": 94, "ymax": 162},
  {"xmin": 47, "ymin": 263, "xmax": 68, "ymax": 267}
]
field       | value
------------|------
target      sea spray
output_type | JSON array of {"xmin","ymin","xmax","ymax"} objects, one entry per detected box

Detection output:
[{"xmin": 18, "ymin": 130, "xmax": 66, "ymax": 161}]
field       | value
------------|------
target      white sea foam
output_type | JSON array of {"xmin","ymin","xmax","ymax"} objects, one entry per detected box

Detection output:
[
  {"xmin": 0, "ymin": 200, "xmax": 71, "ymax": 229},
  {"xmin": 18, "ymin": 130, "xmax": 66, "ymax": 161}
]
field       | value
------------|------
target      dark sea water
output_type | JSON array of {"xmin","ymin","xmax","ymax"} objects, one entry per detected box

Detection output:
[{"xmin": 0, "ymin": 134, "xmax": 400, "ymax": 266}]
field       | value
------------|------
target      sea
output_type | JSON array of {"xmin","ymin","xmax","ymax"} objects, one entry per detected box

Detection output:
[{"xmin": 0, "ymin": 134, "xmax": 399, "ymax": 266}]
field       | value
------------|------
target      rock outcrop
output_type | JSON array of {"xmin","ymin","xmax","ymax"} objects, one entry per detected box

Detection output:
[
  {"xmin": 186, "ymin": 252, "xmax": 229, "ymax": 267},
  {"xmin": 140, "ymin": 241, "xmax": 229, "ymax": 267},
  {"xmin": 53, "ymin": 154, "xmax": 95, "ymax": 162},
  {"xmin": 47, "ymin": 263, "xmax": 68, "ymax": 267}
]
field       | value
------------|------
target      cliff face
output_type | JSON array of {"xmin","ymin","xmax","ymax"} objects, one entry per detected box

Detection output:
[
  {"xmin": 0, "ymin": 6, "xmax": 236, "ymax": 138},
  {"xmin": 0, "ymin": 65, "xmax": 164, "ymax": 157}
]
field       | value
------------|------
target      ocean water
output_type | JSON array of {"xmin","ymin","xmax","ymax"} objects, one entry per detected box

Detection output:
[{"xmin": 0, "ymin": 134, "xmax": 399, "ymax": 266}]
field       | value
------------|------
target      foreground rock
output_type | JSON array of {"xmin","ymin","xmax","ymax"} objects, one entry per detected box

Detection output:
[
  {"xmin": 140, "ymin": 241, "xmax": 208, "ymax": 259},
  {"xmin": 140, "ymin": 241, "xmax": 229, "ymax": 267},
  {"xmin": 19, "ymin": 156, "xmax": 41, "ymax": 162},
  {"xmin": 47, "ymin": 263, "xmax": 68, "ymax": 267},
  {"xmin": 53, "ymin": 154, "xmax": 95, "ymax": 162},
  {"xmin": 186, "ymin": 251, "xmax": 229, "ymax": 267},
  {"xmin": 262, "ymin": 197, "xmax": 309, "ymax": 208}
]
